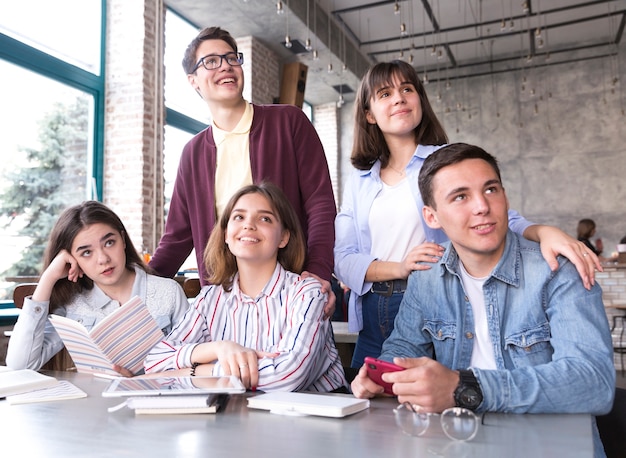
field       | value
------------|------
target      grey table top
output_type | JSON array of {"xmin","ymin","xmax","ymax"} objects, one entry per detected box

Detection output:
[{"xmin": 0, "ymin": 371, "xmax": 594, "ymax": 458}]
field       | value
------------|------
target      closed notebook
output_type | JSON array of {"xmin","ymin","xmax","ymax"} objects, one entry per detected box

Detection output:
[
  {"xmin": 0, "ymin": 369, "xmax": 59, "ymax": 398},
  {"xmin": 114, "ymin": 394, "xmax": 228, "ymax": 415},
  {"xmin": 247, "ymin": 392, "xmax": 370, "ymax": 418}
]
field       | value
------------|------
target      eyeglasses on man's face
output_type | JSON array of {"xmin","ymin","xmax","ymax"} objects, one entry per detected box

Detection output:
[
  {"xmin": 393, "ymin": 403, "xmax": 481, "ymax": 442},
  {"xmin": 192, "ymin": 52, "xmax": 244, "ymax": 72}
]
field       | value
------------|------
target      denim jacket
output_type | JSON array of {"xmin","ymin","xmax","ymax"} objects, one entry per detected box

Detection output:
[
  {"xmin": 334, "ymin": 144, "xmax": 533, "ymax": 332},
  {"xmin": 380, "ymin": 230, "xmax": 615, "ymax": 416}
]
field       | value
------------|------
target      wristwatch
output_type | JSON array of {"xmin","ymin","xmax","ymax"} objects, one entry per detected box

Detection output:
[{"xmin": 453, "ymin": 370, "xmax": 483, "ymax": 411}]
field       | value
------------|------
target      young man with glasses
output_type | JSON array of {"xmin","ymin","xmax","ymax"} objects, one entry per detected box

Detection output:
[
  {"xmin": 150, "ymin": 27, "xmax": 336, "ymax": 317},
  {"xmin": 351, "ymin": 143, "xmax": 614, "ymax": 456}
]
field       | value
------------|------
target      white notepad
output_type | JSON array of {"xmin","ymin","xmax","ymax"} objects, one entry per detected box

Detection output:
[
  {"xmin": 0, "ymin": 369, "xmax": 59, "ymax": 398},
  {"xmin": 7, "ymin": 380, "xmax": 87, "ymax": 404},
  {"xmin": 247, "ymin": 391, "xmax": 370, "ymax": 418}
]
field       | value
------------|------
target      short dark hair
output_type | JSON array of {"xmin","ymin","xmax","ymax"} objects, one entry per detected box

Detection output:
[
  {"xmin": 577, "ymin": 219, "xmax": 596, "ymax": 239},
  {"xmin": 351, "ymin": 60, "xmax": 448, "ymax": 170},
  {"xmin": 182, "ymin": 26, "xmax": 239, "ymax": 74},
  {"xmin": 418, "ymin": 143, "xmax": 502, "ymax": 209}
]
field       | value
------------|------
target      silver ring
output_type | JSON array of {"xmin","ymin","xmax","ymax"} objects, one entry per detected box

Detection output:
[
  {"xmin": 239, "ymin": 363, "xmax": 249, "ymax": 369},
  {"xmin": 583, "ymin": 253, "xmax": 588, "ymax": 257}
]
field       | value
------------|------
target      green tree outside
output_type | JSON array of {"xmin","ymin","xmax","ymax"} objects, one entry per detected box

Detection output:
[{"xmin": 0, "ymin": 96, "xmax": 89, "ymax": 279}]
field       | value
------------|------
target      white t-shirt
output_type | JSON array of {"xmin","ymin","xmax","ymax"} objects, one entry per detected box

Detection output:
[
  {"xmin": 459, "ymin": 262, "xmax": 497, "ymax": 370},
  {"xmin": 369, "ymin": 178, "xmax": 424, "ymax": 262}
]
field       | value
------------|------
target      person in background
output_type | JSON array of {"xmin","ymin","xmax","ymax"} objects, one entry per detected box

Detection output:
[
  {"xmin": 148, "ymin": 26, "xmax": 336, "ymax": 318},
  {"xmin": 577, "ymin": 218, "xmax": 603, "ymax": 256},
  {"xmin": 351, "ymin": 143, "xmax": 614, "ymax": 457},
  {"xmin": 334, "ymin": 60, "xmax": 602, "ymax": 369},
  {"xmin": 6, "ymin": 201, "xmax": 189, "ymax": 374},
  {"xmin": 145, "ymin": 182, "xmax": 347, "ymax": 393}
]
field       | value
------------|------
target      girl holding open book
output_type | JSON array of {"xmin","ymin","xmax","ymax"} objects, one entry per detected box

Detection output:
[
  {"xmin": 144, "ymin": 182, "xmax": 348, "ymax": 392},
  {"xmin": 6, "ymin": 201, "xmax": 189, "ymax": 374}
]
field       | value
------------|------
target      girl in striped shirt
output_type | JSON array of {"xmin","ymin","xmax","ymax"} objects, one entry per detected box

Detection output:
[{"xmin": 145, "ymin": 182, "xmax": 347, "ymax": 392}]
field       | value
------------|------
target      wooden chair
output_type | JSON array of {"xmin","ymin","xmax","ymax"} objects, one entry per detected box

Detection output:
[
  {"xmin": 12, "ymin": 283, "xmax": 75, "ymax": 371},
  {"xmin": 183, "ymin": 278, "xmax": 201, "ymax": 298}
]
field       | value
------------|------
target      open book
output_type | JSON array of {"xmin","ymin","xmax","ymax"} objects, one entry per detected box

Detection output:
[{"xmin": 48, "ymin": 296, "xmax": 164, "ymax": 376}]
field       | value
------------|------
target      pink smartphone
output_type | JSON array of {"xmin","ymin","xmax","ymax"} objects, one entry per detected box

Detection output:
[{"xmin": 364, "ymin": 356, "xmax": 404, "ymax": 395}]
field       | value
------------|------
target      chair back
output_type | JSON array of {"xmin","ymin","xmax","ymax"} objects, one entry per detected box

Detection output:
[
  {"xmin": 12, "ymin": 283, "xmax": 38, "ymax": 309},
  {"xmin": 11, "ymin": 283, "xmax": 75, "ymax": 371},
  {"xmin": 183, "ymin": 278, "xmax": 201, "ymax": 298}
]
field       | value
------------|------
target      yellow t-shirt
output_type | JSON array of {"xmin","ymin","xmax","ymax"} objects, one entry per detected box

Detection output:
[{"xmin": 212, "ymin": 102, "xmax": 254, "ymax": 219}]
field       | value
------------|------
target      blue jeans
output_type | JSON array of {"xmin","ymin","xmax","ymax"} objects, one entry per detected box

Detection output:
[{"xmin": 351, "ymin": 291, "xmax": 403, "ymax": 368}]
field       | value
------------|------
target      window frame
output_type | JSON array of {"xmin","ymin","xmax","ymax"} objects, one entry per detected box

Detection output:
[{"xmin": 0, "ymin": 1, "xmax": 106, "ymax": 200}]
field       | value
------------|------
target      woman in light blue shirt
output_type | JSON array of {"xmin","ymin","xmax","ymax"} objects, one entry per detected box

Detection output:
[{"xmin": 334, "ymin": 60, "xmax": 601, "ymax": 368}]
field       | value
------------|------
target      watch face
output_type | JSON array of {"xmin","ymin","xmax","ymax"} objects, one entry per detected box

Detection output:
[{"xmin": 460, "ymin": 387, "xmax": 481, "ymax": 408}]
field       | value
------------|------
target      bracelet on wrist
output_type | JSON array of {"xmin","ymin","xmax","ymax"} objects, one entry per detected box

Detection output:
[{"xmin": 190, "ymin": 362, "xmax": 200, "ymax": 376}]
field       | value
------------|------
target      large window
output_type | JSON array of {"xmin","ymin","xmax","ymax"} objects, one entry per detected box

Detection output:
[
  {"xmin": 163, "ymin": 11, "xmax": 208, "ymax": 272},
  {"xmin": 0, "ymin": 1, "xmax": 105, "ymax": 299}
]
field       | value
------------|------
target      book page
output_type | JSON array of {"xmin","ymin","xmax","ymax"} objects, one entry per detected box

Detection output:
[
  {"xmin": 49, "ymin": 296, "xmax": 164, "ymax": 376},
  {"xmin": 87, "ymin": 296, "xmax": 164, "ymax": 375},
  {"xmin": 6, "ymin": 380, "xmax": 87, "ymax": 404},
  {"xmin": 48, "ymin": 315, "xmax": 117, "ymax": 375}
]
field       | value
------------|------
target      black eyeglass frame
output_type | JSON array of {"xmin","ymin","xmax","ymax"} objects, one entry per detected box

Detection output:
[{"xmin": 192, "ymin": 52, "xmax": 244, "ymax": 73}]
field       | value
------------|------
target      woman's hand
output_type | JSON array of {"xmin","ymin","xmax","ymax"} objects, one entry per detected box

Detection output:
[
  {"xmin": 195, "ymin": 341, "xmax": 279, "ymax": 390},
  {"xmin": 524, "ymin": 225, "xmax": 601, "ymax": 289},
  {"xmin": 398, "ymin": 242, "xmax": 445, "ymax": 279},
  {"xmin": 32, "ymin": 250, "xmax": 84, "ymax": 302}
]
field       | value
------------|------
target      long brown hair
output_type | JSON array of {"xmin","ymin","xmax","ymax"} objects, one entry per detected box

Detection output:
[
  {"xmin": 351, "ymin": 60, "xmax": 448, "ymax": 170},
  {"xmin": 44, "ymin": 201, "xmax": 148, "ymax": 312},
  {"xmin": 204, "ymin": 182, "xmax": 306, "ymax": 291}
]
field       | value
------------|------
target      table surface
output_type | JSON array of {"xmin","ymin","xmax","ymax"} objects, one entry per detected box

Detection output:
[{"xmin": 0, "ymin": 371, "xmax": 594, "ymax": 458}]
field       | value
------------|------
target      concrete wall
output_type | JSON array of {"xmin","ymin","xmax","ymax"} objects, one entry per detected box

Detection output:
[
  {"xmin": 442, "ymin": 52, "xmax": 626, "ymax": 252},
  {"xmin": 336, "ymin": 50, "xmax": 626, "ymax": 253}
]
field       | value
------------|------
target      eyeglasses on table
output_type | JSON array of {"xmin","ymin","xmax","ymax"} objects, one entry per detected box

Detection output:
[{"xmin": 393, "ymin": 402, "xmax": 482, "ymax": 442}]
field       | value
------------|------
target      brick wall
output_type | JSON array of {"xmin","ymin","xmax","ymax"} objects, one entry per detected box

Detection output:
[
  {"xmin": 597, "ymin": 267, "xmax": 626, "ymax": 370},
  {"xmin": 104, "ymin": 0, "xmax": 165, "ymax": 254},
  {"xmin": 237, "ymin": 36, "xmax": 280, "ymax": 104}
]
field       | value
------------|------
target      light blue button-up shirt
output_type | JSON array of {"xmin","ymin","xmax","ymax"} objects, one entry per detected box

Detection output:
[
  {"xmin": 334, "ymin": 144, "xmax": 532, "ymax": 332},
  {"xmin": 380, "ymin": 230, "xmax": 614, "ymax": 456}
]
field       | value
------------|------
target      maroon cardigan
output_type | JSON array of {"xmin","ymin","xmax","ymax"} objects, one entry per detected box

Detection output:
[{"xmin": 150, "ymin": 103, "xmax": 336, "ymax": 284}]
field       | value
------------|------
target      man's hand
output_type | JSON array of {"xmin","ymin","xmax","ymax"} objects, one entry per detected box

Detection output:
[
  {"xmin": 383, "ymin": 357, "xmax": 459, "ymax": 413},
  {"xmin": 301, "ymin": 271, "xmax": 336, "ymax": 320},
  {"xmin": 351, "ymin": 363, "xmax": 385, "ymax": 398}
]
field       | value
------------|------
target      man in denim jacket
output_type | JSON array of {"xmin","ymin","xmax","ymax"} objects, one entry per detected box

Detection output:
[{"xmin": 351, "ymin": 143, "xmax": 614, "ymax": 456}]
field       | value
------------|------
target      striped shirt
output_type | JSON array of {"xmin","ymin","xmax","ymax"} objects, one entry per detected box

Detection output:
[{"xmin": 145, "ymin": 264, "xmax": 347, "ymax": 392}]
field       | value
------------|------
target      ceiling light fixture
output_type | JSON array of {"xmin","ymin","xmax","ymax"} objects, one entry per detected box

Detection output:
[
  {"xmin": 305, "ymin": 0, "xmax": 312, "ymax": 51},
  {"xmin": 276, "ymin": 1, "xmax": 284, "ymax": 15}
]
